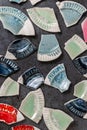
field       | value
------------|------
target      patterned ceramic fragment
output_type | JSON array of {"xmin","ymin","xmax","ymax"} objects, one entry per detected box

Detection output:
[
  {"xmin": 27, "ymin": 7, "xmax": 60, "ymax": 32},
  {"xmin": 81, "ymin": 18, "xmax": 87, "ymax": 42},
  {"xmin": 0, "ymin": 103, "xmax": 24, "ymax": 125},
  {"xmin": 12, "ymin": 125, "xmax": 40, "ymax": 130},
  {"xmin": 65, "ymin": 98, "xmax": 87, "ymax": 119},
  {"xmin": 5, "ymin": 38, "xmax": 37, "ymax": 60},
  {"xmin": 37, "ymin": 34, "xmax": 62, "ymax": 62},
  {"xmin": 43, "ymin": 107, "xmax": 73, "ymax": 130},
  {"xmin": 18, "ymin": 67, "xmax": 44, "ymax": 89},
  {"xmin": 44, "ymin": 64, "xmax": 71, "ymax": 93},
  {"xmin": 0, "ymin": 77, "xmax": 19, "ymax": 97},
  {"xmin": 19, "ymin": 89, "xmax": 45, "ymax": 123},
  {"xmin": 9, "ymin": 0, "xmax": 27, "ymax": 4},
  {"xmin": 0, "ymin": 6, "xmax": 35, "ymax": 36},
  {"xmin": 29, "ymin": 0, "xmax": 42, "ymax": 5},
  {"xmin": 56, "ymin": 1, "xmax": 87, "ymax": 27},
  {"xmin": 74, "ymin": 80, "xmax": 87, "ymax": 101},
  {"xmin": 64, "ymin": 35, "xmax": 87, "ymax": 60},
  {"xmin": 0, "ymin": 57, "xmax": 20, "ymax": 77},
  {"xmin": 73, "ymin": 56, "xmax": 87, "ymax": 77}
]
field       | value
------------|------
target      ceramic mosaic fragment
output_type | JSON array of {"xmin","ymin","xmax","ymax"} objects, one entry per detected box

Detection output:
[
  {"xmin": 81, "ymin": 18, "xmax": 87, "ymax": 42},
  {"xmin": 9, "ymin": 0, "xmax": 27, "ymax": 4},
  {"xmin": 0, "ymin": 57, "xmax": 20, "ymax": 77},
  {"xmin": 27, "ymin": 7, "xmax": 60, "ymax": 32},
  {"xmin": 29, "ymin": 0, "xmax": 42, "ymax": 5},
  {"xmin": 44, "ymin": 64, "xmax": 71, "ymax": 93},
  {"xmin": 0, "ymin": 77, "xmax": 19, "ymax": 97},
  {"xmin": 56, "ymin": 1, "xmax": 87, "ymax": 27},
  {"xmin": 19, "ymin": 89, "xmax": 45, "ymax": 123},
  {"xmin": 0, "ymin": 103, "xmax": 24, "ymax": 125},
  {"xmin": 0, "ymin": 6, "xmax": 35, "ymax": 36},
  {"xmin": 12, "ymin": 125, "xmax": 40, "ymax": 130},
  {"xmin": 18, "ymin": 67, "xmax": 44, "ymax": 89},
  {"xmin": 5, "ymin": 38, "xmax": 37, "ymax": 60},
  {"xmin": 65, "ymin": 98, "xmax": 87, "ymax": 119},
  {"xmin": 64, "ymin": 35, "xmax": 87, "ymax": 60},
  {"xmin": 37, "ymin": 34, "xmax": 62, "ymax": 62},
  {"xmin": 43, "ymin": 107, "xmax": 73, "ymax": 130}
]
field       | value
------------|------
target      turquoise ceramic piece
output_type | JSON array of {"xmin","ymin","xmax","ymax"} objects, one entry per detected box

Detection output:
[
  {"xmin": 44, "ymin": 64, "xmax": 71, "ymax": 93},
  {"xmin": 0, "ymin": 6, "xmax": 35, "ymax": 36},
  {"xmin": 9, "ymin": 0, "xmax": 27, "ymax": 4},
  {"xmin": 56, "ymin": 1, "xmax": 87, "ymax": 27},
  {"xmin": 37, "ymin": 34, "xmax": 62, "ymax": 62}
]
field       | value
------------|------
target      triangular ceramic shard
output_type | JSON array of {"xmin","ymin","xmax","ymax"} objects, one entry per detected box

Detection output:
[
  {"xmin": 18, "ymin": 67, "xmax": 44, "ymax": 89},
  {"xmin": 56, "ymin": 1, "xmax": 87, "ymax": 27},
  {"xmin": 0, "ymin": 103, "xmax": 24, "ymax": 125},
  {"xmin": 37, "ymin": 34, "xmax": 62, "ymax": 62},
  {"xmin": 43, "ymin": 107, "xmax": 73, "ymax": 130},
  {"xmin": 29, "ymin": 0, "xmax": 42, "ymax": 5},
  {"xmin": 9, "ymin": 0, "xmax": 27, "ymax": 4},
  {"xmin": 44, "ymin": 64, "xmax": 71, "ymax": 93},
  {"xmin": 0, "ymin": 77, "xmax": 19, "ymax": 97},
  {"xmin": 65, "ymin": 98, "xmax": 87, "ymax": 119},
  {"xmin": 64, "ymin": 35, "xmax": 87, "ymax": 60},
  {"xmin": 19, "ymin": 89, "xmax": 45, "ymax": 123},
  {"xmin": 81, "ymin": 18, "xmax": 87, "ymax": 42},
  {"xmin": 5, "ymin": 38, "xmax": 37, "ymax": 60},
  {"xmin": 0, "ymin": 57, "xmax": 20, "ymax": 77},
  {"xmin": 27, "ymin": 7, "xmax": 60, "ymax": 33},
  {"xmin": 0, "ymin": 6, "xmax": 35, "ymax": 36},
  {"xmin": 74, "ymin": 80, "xmax": 87, "ymax": 101},
  {"xmin": 73, "ymin": 56, "xmax": 87, "ymax": 77},
  {"xmin": 12, "ymin": 125, "xmax": 40, "ymax": 130}
]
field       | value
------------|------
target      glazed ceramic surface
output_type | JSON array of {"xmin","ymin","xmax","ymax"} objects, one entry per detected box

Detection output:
[
  {"xmin": 12, "ymin": 125, "xmax": 40, "ymax": 130},
  {"xmin": 9, "ymin": 0, "xmax": 27, "ymax": 4}
]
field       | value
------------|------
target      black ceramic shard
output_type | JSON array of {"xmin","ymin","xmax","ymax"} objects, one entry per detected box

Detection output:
[{"xmin": 0, "ymin": 57, "xmax": 20, "ymax": 77}]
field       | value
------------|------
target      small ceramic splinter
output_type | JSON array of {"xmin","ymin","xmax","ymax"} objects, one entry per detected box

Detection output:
[
  {"xmin": 12, "ymin": 125, "xmax": 40, "ymax": 130},
  {"xmin": 29, "ymin": 0, "xmax": 42, "ymax": 5},
  {"xmin": 9, "ymin": 0, "xmax": 27, "ymax": 4}
]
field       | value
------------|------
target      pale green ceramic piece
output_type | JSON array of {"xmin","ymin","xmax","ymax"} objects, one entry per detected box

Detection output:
[
  {"xmin": 29, "ymin": 0, "xmax": 42, "ymax": 5},
  {"xmin": 19, "ymin": 89, "xmax": 44, "ymax": 123},
  {"xmin": 64, "ymin": 35, "xmax": 87, "ymax": 60},
  {"xmin": 27, "ymin": 7, "xmax": 60, "ymax": 32},
  {"xmin": 43, "ymin": 107, "xmax": 73, "ymax": 130}
]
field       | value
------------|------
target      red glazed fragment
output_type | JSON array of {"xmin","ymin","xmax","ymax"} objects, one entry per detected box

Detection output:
[
  {"xmin": 12, "ymin": 125, "xmax": 35, "ymax": 130},
  {"xmin": 82, "ymin": 18, "xmax": 87, "ymax": 42}
]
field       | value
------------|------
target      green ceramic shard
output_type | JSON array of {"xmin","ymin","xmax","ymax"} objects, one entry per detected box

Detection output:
[
  {"xmin": 0, "ymin": 77, "xmax": 19, "ymax": 97},
  {"xmin": 64, "ymin": 35, "xmax": 87, "ymax": 60},
  {"xmin": 43, "ymin": 107, "xmax": 73, "ymax": 130},
  {"xmin": 19, "ymin": 89, "xmax": 45, "ymax": 123}
]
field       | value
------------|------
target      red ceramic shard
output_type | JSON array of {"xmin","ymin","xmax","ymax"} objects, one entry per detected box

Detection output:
[
  {"xmin": 0, "ymin": 103, "xmax": 24, "ymax": 125},
  {"xmin": 12, "ymin": 125, "xmax": 40, "ymax": 130},
  {"xmin": 82, "ymin": 18, "xmax": 87, "ymax": 42}
]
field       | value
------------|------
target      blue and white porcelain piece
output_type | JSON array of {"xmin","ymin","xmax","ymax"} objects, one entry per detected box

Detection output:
[
  {"xmin": 5, "ymin": 38, "xmax": 37, "ymax": 60},
  {"xmin": 9, "ymin": 0, "xmax": 27, "ymax": 4},
  {"xmin": 37, "ymin": 34, "xmax": 62, "ymax": 62},
  {"xmin": 44, "ymin": 64, "xmax": 71, "ymax": 93},
  {"xmin": 0, "ymin": 6, "xmax": 35, "ymax": 36}
]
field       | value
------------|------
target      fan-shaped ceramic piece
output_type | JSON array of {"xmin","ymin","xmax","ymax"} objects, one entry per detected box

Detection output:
[
  {"xmin": 9, "ymin": 0, "xmax": 27, "ymax": 4},
  {"xmin": 29, "ymin": 0, "xmax": 42, "ymax": 5},
  {"xmin": 43, "ymin": 107, "xmax": 73, "ymax": 130},
  {"xmin": 0, "ymin": 103, "xmax": 24, "ymax": 125},
  {"xmin": 12, "ymin": 125, "xmax": 40, "ymax": 130},
  {"xmin": 27, "ymin": 7, "xmax": 60, "ymax": 32},
  {"xmin": 81, "ymin": 18, "xmax": 87, "ymax": 42},
  {"xmin": 0, "ymin": 6, "xmax": 35, "ymax": 36},
  {"xmin": 44, "ymin": 64, "xmax": 71, "ymax": 93},
  {"xmin": 37, "ymin": 34, "xmax": 62, "ymax": 62},
  {"xmin": 64, "ymin": 35, "xmax": 87, "ymax": 60},
  {"xmin": 5, "ymin": 38, "xmax": 37, "ymax": 60},
  {"xmin": 19, "ymin": 89, "xmax": 45, "ymax": 123},
  {"xmin": 56, "ymin": 1, "xmax": 87, "ymax": 27}
]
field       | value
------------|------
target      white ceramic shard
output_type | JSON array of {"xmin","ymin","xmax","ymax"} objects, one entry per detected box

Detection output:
[
  {"xmin": 29, "ymin": 0, "xmax": 42, "ymax": 5},
  {"xmin": 9, "ymin": 0, "xmax": 27, "ymax": 4}
]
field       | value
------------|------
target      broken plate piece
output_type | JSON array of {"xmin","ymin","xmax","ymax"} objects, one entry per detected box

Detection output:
[
  {"xmin": 74, "ymin": 80, "xmax": 87, "ymax": 101},
  {"xmin": 65, "ymin": 98, "xmax": 87, "ymax": 119},
  {"xmin": 44, "ymin": 64, "xmax": 71, "ymax": 93},
  {"xmin": 0, "ymin": 57, "xmax": 20, "ymax": 77},
  {"xmin": 37, "ymin": 34, "xmax": 62, "ymax": 62},
  {"xmin": 27, "ymin": 7, "xmax": 60, "ymax": 32},
  {"xmin": 56, "ymin": 1, "xmax": 87, "ymax": 27},
  {"xmin": 64, "ymin": 35, "xmax": 87, "ymax": 60},
  {"xmin": 81, "ymin": 18, "xmax": 87, "ymax": 42},
  {"xmin": 43, "ymin": 107, "xmax": 73, "ymax": 130},
  {"xmin": 0, "ymin": 103, "xmax": 24, "ymax": 125},
  {"xmin": 18, "ymin": 67, "xmax": 44, "ymax": 89},
  {"xmin": 12, "ymin": 125, "xmax": 40, "ymax": 130},
  {"xmin": 29, "ymin": 0, "xmax": 42, "ymax": 5},
  {"xmin": 0, "ymin": 6, "xmax": 35, "ymax": 36},
  {"xmin": 5, "ymin": 38, "xmax": 37, "ymax": 60},
  {"xmin": 19, "ymin": 89, "xmax": 45, "ymax": 123},
  {"xmin": 0, "ymin": 77, "xmax": 19, "ymax": 97},
  {"xmin": 9, "ymin": 0, "xmax": 27, "ymax": 4},
  {"xmin": 73, "ymin": 56, "xmax": 87, "ymax": 78}
]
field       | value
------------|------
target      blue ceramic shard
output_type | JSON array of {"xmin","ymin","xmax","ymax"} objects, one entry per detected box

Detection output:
[
  {"xmin": 37, "ymin": 34, "xmax": 62, "ymax": 62},
  {"xmin": 44, "ymin": 64, "xmax": 71, "ymax": 93},
  {"xmin": 5, "ymin": 38, "xmax": 37, "ymax": 60},
  {"xmin": 18, "ymin": 67, "xmax": 44, "ymax": 89},
  {"xmin": 0, "ymin": 57, "xmax": 20, "ymax": 77},
  {"xmin": 65, "ymin": 98, "xmax": 87, "ymax": 119},
  {"xmin": 9, "ymin": 0, "xmax": 27, "ymax": 4},
  {"xmin": 0, "ymin": 6, "xmax": 35, "ymax": 36},
  {"xmin": 56, "ymin": 1, "xmax": 87, "ymax": 27}
]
